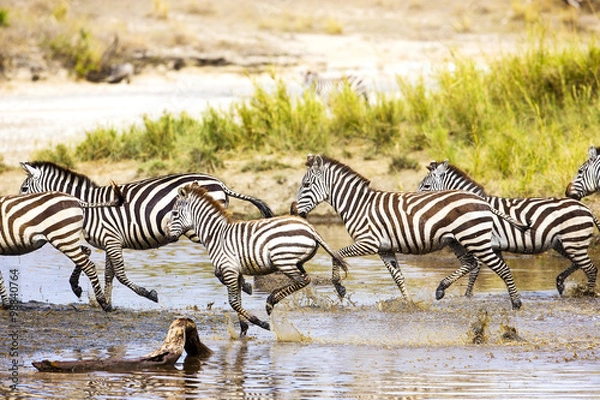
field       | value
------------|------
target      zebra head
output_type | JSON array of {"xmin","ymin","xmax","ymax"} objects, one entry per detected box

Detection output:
[
  {"xmin": 417, "ymin": 160, "xmax": 449, "ymax": 192},
  {"xmin": 166, "ymin": 186, "xmax": 194, "ymax": 243},
  {"xmin": 566, "ymin": 146, "xmax": 600, "ymax": 200},
  {"xmin": 290, "ymin": 154, "xmax": 329, "ymax": 218},
  {"xmin": 19, "ymin": 162, "xmax": 44, "ymax": 194}
]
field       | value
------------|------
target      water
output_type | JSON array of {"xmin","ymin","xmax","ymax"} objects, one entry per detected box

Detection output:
[{"xmin": 2, "ymin": 223, "xmax": 600, "ymax": 399}]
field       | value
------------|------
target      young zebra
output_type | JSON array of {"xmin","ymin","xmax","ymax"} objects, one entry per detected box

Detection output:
[
  {"xmin": 0, "ymin": 190, "xmax": 123, "ymax": 311},
  {"xmin": 304, "ymin": 70, "xmax": 368, "ymax": 101},
  {"xmin": 419, "ymin": 160, "xmax": 599, "ymax": 296},
  {"xmin": 19, "ymin": 161, "xmax": 274, "ymax": 308},
  {"xmin": 565, "ymin": 146, "xmax": 600, "ymax": 200},
  {"xmin": 165, "ymin": 182, "xmax": 348, "ymax": 336},
  {"xmin": 290, "ymin": 154, "xmax": 525, "ymax": 309}
]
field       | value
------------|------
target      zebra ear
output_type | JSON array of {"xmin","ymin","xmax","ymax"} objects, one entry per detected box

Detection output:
[
  {"xmin": 426, "ymin": 161, "xmax": 437, "ymax": 171},
  {"xmin": 20, "ymin": 162, "xmax": 40, "ymax": 179},
  {"xmin": 435, "ymin": 161, "xmax": 448, "ymax": 174},
  {"xmin": 588, "ymin": 146, "xmax": 598, "ymax": 161},
  {"xmin": 310, "ymin": 155, "xmax": 323, "ymax": 172},
  {"xmin": 178, "ymin": 187, "xmax": 187, "ymax": 198}
]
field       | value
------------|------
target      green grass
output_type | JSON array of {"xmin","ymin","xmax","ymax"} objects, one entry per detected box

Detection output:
[{"xmin": 36, "ymin": 34, "xmax": 600, "ymax": 197}]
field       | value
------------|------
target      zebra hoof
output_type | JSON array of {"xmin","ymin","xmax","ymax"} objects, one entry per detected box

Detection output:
[
  {"xmin": 511, "ymin": 298, "xmax": 522, "ymax": 310},
  {"xmin": 148, "ymin": 290, "xmax": 159, "ymax": 303},
  {"xmin": 556, "ymin": 277, "xmax": 565, "ymax": 296},
  {"xmin": 266, "ymin": 303, "xmax": 274, "ymax": 316},
  {"xmin": 259, "ymin": 320, "xmax": 271, "ymax": 331},
  {"xmin": 73, "ymin": 286, "xmax": 83, "ymax": 298},
  {"xmin": 435, "ymin": 287, "xmax": 446, "ymax": 300},
  {"xmin": 334, "ymin": 283, "xmax": 347, "ymax": 298},
  {"xmin": 242, "ymin": 281, "xmax": 253, "ymax": 295}
]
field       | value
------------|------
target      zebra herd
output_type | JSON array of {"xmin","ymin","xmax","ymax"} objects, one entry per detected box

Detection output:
[{"xmin": 2, "ymin": 147, "xmax": 599, "ymax": 336}]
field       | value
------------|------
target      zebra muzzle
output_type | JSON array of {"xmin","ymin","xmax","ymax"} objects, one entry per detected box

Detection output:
[{"xmin": 289, "ymin": 202, "xmax": 307, "ymax": 218}]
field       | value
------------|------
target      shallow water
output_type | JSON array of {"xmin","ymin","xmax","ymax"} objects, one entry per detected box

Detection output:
[{"xmin": 2, "ymin": 223, "xmax": 600, "ymax": 399}]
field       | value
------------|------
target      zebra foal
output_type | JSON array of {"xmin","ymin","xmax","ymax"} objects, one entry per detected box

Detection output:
[
  {"xmin": 419, "ymin": 160, "xmax": 599, "ymax": 296},
  {"xmin": 290, "ymin": 154, "xmax": 524, "ymax": 309},
  {"xmin": 19, "ymin": 161, "xmax": 274, "ymax": 308},
  {"xmin": 0, "ymin": 190, "xmax": 123, "ymax": 311},
  {"xmin": 304, "ymin": 70, "xmax": 368, "ymax": 101},
  {"xmin": 166, "ymin": 182, "xmax": 348, "ymax": 336}
]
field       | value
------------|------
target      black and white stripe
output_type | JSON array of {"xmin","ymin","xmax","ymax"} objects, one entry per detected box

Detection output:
[
  {"xmin": 419, "ymin": 160, "xmax": 599, "ymax": 295},
  {"xmin": 19, "ymin": 161, "xmax": 274, "ymax": 307},
  {"xmin": 566, "ymin": 146, "xmax": 600, "ymax": 200},
  {"xmin": 0, "ymin": 191, "xmax": 121, "ymax": 311},
  {"xmin": 290, "ymin": 154, "xmax": 524, "ymax": 309},
  {"xmin": 304, "ymin": 70, "xmax": 368, "ymax": 101},
  {"xmin": 166, "ymin": 182, "xmax": 348, "ymax": 336}
]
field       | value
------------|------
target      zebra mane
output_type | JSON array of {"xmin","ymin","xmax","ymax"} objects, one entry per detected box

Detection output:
[
  {"xmin": 444, "ymin": 163, "xmax": 487, "ymax": 196},
  {"xmin": 27, "ymin": 161, "xmax": 100, "ymax": 188},
  {"xmin": 310, "ymin": 155, "xmax": 372, "ymax": 187},
  {"xmin": 187, "ymin": 184, "xmax": 233, "ymax": 222}
]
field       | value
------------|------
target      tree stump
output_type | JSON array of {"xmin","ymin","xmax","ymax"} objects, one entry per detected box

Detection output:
[{"xmin": 32, "ymin": 318, "xmax": 212, "ymax": 372}]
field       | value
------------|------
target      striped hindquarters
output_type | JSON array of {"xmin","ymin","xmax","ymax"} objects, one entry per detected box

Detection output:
[{"xmin": 0, "ymin": 192, "xmax": 84, "ymax": 255}]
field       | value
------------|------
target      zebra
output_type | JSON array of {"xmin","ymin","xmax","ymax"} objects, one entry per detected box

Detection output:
[
  {"xmin": 565, "ymin": 146, "xmax": 600, "ymax": 200},
  {"xmin": 19, "ymin": 161, "xmax": 274, "ymax": 308},
  {"xmin": 304, "ymin": 70, "xmax": 368, "ymax": 101},
  {"xmin": 165, "ymin": 182, "xmax": 348, "ymax": 336},
  {"xmin": 419, "ymin": 160, "xmax": 599, "ymax": 296},
  {"xmin": 290, "ymin": 154, "xmax": 526, "ymax": 309},
  {"xmin": 0, "ymin": 189, "xmax": 123, "ymax": 311}
]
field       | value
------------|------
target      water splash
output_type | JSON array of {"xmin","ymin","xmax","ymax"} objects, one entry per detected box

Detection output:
[
  {"xmin": 270, "ymin": 310, "xmax": 309, "ymax": 342},
  {"xmin": 226, "ymin": 313, "xmax": 240, "ymax": 340}
]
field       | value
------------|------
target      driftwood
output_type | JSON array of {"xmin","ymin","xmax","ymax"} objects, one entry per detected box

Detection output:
[{"xmin": 32, "ymin": 318, "xmax": 212, "ymax": 373}]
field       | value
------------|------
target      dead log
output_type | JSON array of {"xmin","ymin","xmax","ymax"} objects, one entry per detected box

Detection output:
[{"xmin": 32, "ymin": 317, "xmax": 212, "ymax": 373}]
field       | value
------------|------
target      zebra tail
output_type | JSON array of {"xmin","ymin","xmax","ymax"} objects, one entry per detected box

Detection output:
[
  {"xmin": 221, "ymin": 185, "xmax": 275, "ymax": 218},
  {"xmin": 592, "ymin": 213, "xmax": 600, "ymax": 232},
  {"xmin": 312, "ymin": 228, "xmax": 349, "ymax": 278},
  {"xmin": 491, "ymin": 208, "xmax": 530, "ymax": 232},
  {"xmin": 78, "ymin": 181, "xmax": 125, "ymax": 208}
]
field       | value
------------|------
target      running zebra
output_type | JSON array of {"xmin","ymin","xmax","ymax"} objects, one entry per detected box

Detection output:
[
  {"xmin": 290, "ymin": 154, "xmax": 524, "ymax": 309},
  {"xmin": 0, "ymin": 190, "xmax": 123, "ymax": 311},
  {"xmin": 165, "ymin": 182, "xmax": 348, "ymax": 336},
  {"xmin": 19, "ymin": 161, "xmax": 274, "ymax": 308},
  {"xmin": 419, "ymin": 160, "xmax": 599, "ymax": 295},
  {"xmin": 566, "ymin": 146, "xmax": 600, "ymax": 200},
  {"xmin": 304, "ymin": 70, "xmax": 368, "ymax": 101}
]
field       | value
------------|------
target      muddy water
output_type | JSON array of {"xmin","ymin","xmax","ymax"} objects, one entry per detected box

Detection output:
[{"xmin": 2, "ymin": 223, "xmax": 600, "ymax": 399}]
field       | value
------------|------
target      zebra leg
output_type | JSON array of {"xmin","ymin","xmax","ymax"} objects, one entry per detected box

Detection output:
[
  {"xmin": 380, "ymin": 252, "xmax": 410, "ymax": 300},
  {"xmin": 78, "ymin": 259, "xmax": 112, "ymax": 312},
  {"xmin": 554, "ymin": 244, "xmax": 598, "ymax": 295},
  {"xmin": 266, "ymin": 272, "xmax": 311, "ymax": 315},
  {"xmin": 215, "ymin": 268, "xmax": 252, "ymax": 295},
  {"xmin": 448, "ymin": 243, "xmax": 481, "ymax": 297},
  {"xmin": 331, "ymin": 256, "xmax": 347, "ymax": 298},
  {"xmin": 223, "ymin": 269, "xmax": 270, "ymax": 334},
  {"xmin": 104, "ymin": 255, "xmax": 115, "ymax": 306},
  {"xmin": 0, "ymin": 272, "xmax": 8, "ymax": 309},
  {"xmin": 465, "ymin": 263, "xmax": 481, "ymax": 297},
  {"xmin": 67, "ymin": 245, "xmax": 91, "ymax": 298},
  {"xmin": 68, "ymin": 245, "xmax": 92, "ymax": 298},
  {"xmin": 58, "ymin": 244, "xmax": 111, "ymax": 311},
  {"xmin": 471, "ymin": 248, "xmax": 521, "ymax": 310},
  {"xmin": 556, "ymin": 264, "xmax": 579, "ymax": 295},
  {"xmin": 106, "ymin": 243, "xmax": 159, "ymax": 303}
]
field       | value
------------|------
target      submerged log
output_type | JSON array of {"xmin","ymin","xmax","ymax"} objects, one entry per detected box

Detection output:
[{"xmin": 32, "ymin": 317, "xmax": 212, "ymax": 373}]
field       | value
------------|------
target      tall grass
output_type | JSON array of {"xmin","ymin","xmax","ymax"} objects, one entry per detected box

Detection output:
[{"xmin": 38, "ymin": 36, "xmax": 600, "ymax": 197}]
